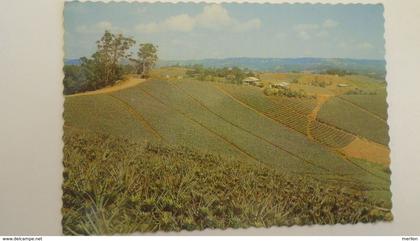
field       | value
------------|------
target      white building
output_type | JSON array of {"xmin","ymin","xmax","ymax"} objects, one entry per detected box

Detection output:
[{"xmin": 242, "ymin": 77, "xmax": 260, "ymax": 85}]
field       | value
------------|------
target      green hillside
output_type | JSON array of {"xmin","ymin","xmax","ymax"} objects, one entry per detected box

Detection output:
[
  {"xmin": 64, "ymin": 94, "xmax": 159, "ymax": 141},
  {"xmin": 216, "ymin": 83, "xmax": 357, "ymax": 149},
  {"xmin": 317, "ymin": 96, "xmax": 389, "ymax": 145},
  {"xmin": 340, "ymin": 90, "xmax": 388, "ymax": 120},
  {"xmin": 171, "ymin": 80, "xmax": 355, "ymax": 173},
  {"xmin": 64, "ymin": 78, "xmax": 391, "ymax": 206}
]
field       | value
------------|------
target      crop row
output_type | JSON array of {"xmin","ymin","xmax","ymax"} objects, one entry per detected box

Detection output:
[
  {"xmin": 62, "ymin": 129, "xmax": 392, "ymax": 234},
  {"xmin": 339, "ymin": 91, "xmax": 388, "ymax": 120},
  {"xmin": 63, "ymin": 79, "xmax": 391, "ymax": 213},
  {"xmin": 175, "ymin": 80, "xmax": 368, "ymax": 176},
  {"xmin": 269, "ymin": 96, "xmax": 317, "ymax": 115},
  {"xmin": 218, "ymin": 84, "xmax": 310, "ymax": 134},
  {"xmin": 317, "ymin": 97, "xmax": 389, "ymax": 145},
  {"xmin": 64, "ymin": 95, "xmax": 158, "ymax": 142},
  {"xmin": 264, "ymin": 107, "xmax": 309, "ymax": 134},
  {"xmin": 136, "ymin": 80, "xmax": 323, "ymax": 172},
  {"xmin": 218, "ymin": 84, "xmax": 361, "ymax": 150},
  {"xmin": 309, "ymin": 121, "xmax": 355, "ymax": 148}
]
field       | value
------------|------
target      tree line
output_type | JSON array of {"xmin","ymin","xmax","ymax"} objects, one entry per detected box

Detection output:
[
  {"xmin": 185, "ymin": 65, "xmax": 257, "ymax": 84},
  {"xmin": 64, "ymin": 30, "xmax": 158, "ymax": 95}
]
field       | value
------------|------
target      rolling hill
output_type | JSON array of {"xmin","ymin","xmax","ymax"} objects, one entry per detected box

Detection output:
[
  {"xmin": 62, "ymin": 67, "xmax": 393, "ymax": 234},
  {"xmin": 158, "ymin": 57, "xmax": 386, "ymax": 78},
  {"xmin": 64, "ymin": 76, "xmax": 391, "ymax": 207},
  {"xmin": 65, "ymin": 57, "xmax": 386, "ymax": 78}
]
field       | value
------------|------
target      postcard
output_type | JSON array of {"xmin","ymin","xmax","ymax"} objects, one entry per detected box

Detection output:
[{"xmin": 62, "ymin": 2, "xmax": 392, "ymax": 234}]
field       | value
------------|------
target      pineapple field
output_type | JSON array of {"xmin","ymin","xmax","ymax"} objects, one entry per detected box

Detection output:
[{"xmin": 63, "ymin": 69, "xmax": 392, "ymax": 234}]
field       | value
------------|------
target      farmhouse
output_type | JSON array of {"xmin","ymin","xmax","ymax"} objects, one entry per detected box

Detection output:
[
  {"xmin": 242, "ymin": 77, "xmax": 260, "ymax": 85},
  {"xmin": 242, "ymin": 77, "xmax": 264, "ymax": 87},
  {"xmin": 271, "ymin": 82, "xmax": 290, "ymax": 89}
]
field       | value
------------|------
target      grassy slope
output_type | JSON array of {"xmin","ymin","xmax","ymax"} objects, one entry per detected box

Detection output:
[
  {"xmin": 217, "ymin": 83, "xmax": 355, "ymax": 148},
  {"xmin": 64, "ymin": 95, "xmax": 158, "ymax": 142},
  {"xmin": 110, "ymin": 86, "xmax": 248, "ymax": 160},
  {"xmin": 340, "ymin": 90, "xmax": 388, "ymax": 120},
  {"xmin": 173, "ymin": 80, "xmax": 356, "ymax": 174},
  {"xmin": 268, "ymin": 95, "xmax": 317, "ymax": 115},
  {"xmin": 149, "ymin": 80, "xmax": 389, "ymax": 200},
  {"xmin": 344, "ymin": 75, "xmax": 385, "ymax": 90},
  {"xmin": 317, "ymin": 97, "xmax": 389, "ymax": 145},
  {"xmin": 217, "ymin": 83, "xmax": 310, "ymax": 134},
  {"xmin": 63, "ymin": 78, "xmax": 391, "ymax": 209},
  {"xmin": 62, "ymin": 129, "xmax": 392, "ymax": 235},
  {"xmin": 122, "ymin": 80, "xmax": 317, "ymax": 173}
]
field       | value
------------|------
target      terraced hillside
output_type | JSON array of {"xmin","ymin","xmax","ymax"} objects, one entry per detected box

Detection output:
[
  {"xmin": 339, "ymin": 90, "xmax": 388, "ymax": 120},
  {"xmin": 217, "ymin": 83, "xmax": 356, "ymax": 149},
  {"xmin": 317, "ymin": 96, "xmax": 389, "ymax": 145},
  {"xmin": 64, "ymin": 78, "xmax": 391, "ymax": 208}
]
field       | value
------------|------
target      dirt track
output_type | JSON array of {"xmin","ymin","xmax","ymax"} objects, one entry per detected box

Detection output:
[
  {"xmin": 68, "ymin": 76, "xmax": 146, "ymax": 97},
  {"xmin": 306, "ymin": 94, "xmax": 331, "ymax": 140}
]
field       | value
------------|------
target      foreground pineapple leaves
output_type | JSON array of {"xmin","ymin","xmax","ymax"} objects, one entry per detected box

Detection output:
[{"xmin": 62, "ymin": 129, "xmax": 392, "ymax": 235}]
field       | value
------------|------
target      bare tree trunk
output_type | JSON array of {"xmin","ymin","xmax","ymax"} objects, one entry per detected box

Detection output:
[{"xmin": 142, "ymin": 59, "xmax": 146, "ymax": 77}]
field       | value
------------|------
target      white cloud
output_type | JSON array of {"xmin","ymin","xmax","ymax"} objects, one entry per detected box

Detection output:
[
  {"xmin": 164, "ymin": 14, "xmax": 196, "ymax": 32},
  {"xmin": 294, "ymin": 23, "xmax": 320, "ymax": 32},
  {"xmin": 297, "ymin": 31, "xmax": 311, "ymax": 40},
  {"xmin": 136, "ymin": 15, "xmax": 196, "ymax": 34},
  {"xmin": 135, "ymin": 4, "xmax": 261, "ymax": 34},
  {"xmin": 233, "ymin": 18, "xmax": 261, "ymax": 32},
  {"xmin": 195, "ymin": 4, "xmax": 232, "ymax": 30},
  {"xmin": 136, "ymin": 7, "xmax": 147, "ymax": 14},
  {"xmin": 96, "ymin": 21, "xmax": 112, "ymax": 30},
  {"xmin": 338, "ymin": 41, "xmax": 349, "ymax": 48},
  {"xmin": 316, "ymin": 30, "xmax": 329, "ymax": 38},
  {"xmin": 338, "ymin": 40, "xmax": 374, "ymax": 51},
  {"xmin": 293, "ymin": 24, "xmax": 319, "ymax": 40},
  {"xmin": 75, "ymin": 25, "xmax": 89, "ymax": 33},
  {"xmin": 293, "ymin": 19, "xmax": 339, "ymax": 40},
  {"xmin": 357, "ymin": 41, "xmax": 374, "ymax": 49},
  {"xmin": 76, "ymin": 21, "xmax": 124, "ymax": 34},
  {"xmin": 135, "ymin": 22, "xmax": 160, "ymax": 33},
  {"xmin": 275, "ymin": 32, "xmax": 287, "ymax": 40},
  {"xmin": 323, "ymin": 19, "xmax": 339, "ymax": 28}
]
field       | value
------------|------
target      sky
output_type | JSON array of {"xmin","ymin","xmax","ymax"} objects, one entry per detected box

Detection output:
[{"xmin": 64, "ymin": 2, "xmax": 385, "ymax": 60}]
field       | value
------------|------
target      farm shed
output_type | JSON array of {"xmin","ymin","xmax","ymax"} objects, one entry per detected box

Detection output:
[
  {"xmin": 242, "ymin": 77, "xmax": 264, "ymax": 87},
  {"xmin": 337, "ymin": 83, "xmax": 349, "ymax": 87},
  {"xmin": 242, "ymin": 77, "xmax": 260, "ymax": 84}
]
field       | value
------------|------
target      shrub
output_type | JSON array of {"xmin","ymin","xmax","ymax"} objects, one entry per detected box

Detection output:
[
  {"xmin": 346, "ymin": 88, "xmax": 377, "ymax": 95},
  {"xmin": 310, "ymin": 79, "xmax": 332, "ymax": 88},
  {"xmin": 263, "ymin": 86, "xmax": 279, "ymax": 96}
]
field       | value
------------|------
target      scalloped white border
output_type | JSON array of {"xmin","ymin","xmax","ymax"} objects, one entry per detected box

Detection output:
[
  {"xmin": 62, "ymin": 0, "xmax": 391, "ymax": 234},
  {"xmin": 1, "ymin": 0, "xmax": 420, "ymax": 235}
]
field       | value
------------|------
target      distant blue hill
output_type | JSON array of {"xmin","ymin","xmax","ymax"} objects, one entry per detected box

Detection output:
[
  {"xmin": 64, "ymin": 58, "xmax": 81, "ymax": 65},
  {"xmin": 158, "ymin": 57, "xmax": 386, "ymax": 78},
  {"xmin": 65, "ymin": 57, "xmax": 386, "ymax": 78}
]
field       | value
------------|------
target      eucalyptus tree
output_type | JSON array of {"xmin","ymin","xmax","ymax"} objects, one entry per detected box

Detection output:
[
  {"xmin": 80, "ymin": 30, "xmax": 135, "ymax": 89},
  {"xmin": 130, "ymin": 43, "xmax": 158, "ymax": 77}
]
